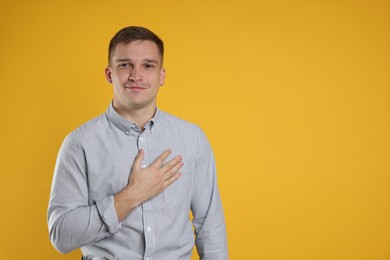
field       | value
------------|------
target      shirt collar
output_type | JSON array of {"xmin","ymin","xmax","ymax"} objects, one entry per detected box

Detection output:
[{"xmin": 105, "ymin": 102, "xmax": 160, "ymax": 136}]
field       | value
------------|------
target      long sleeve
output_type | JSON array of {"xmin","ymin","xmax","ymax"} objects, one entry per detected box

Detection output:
[
  {"xmin": 191, "ymin": 128, "xmax": 228, "ymax": 259},
  {"xmin": 47, "ymin": 134, "xmax": 120, "ymax": 254}
]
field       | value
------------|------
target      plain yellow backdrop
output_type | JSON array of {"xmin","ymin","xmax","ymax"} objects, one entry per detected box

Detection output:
[{"xmin": 1, "ymin": 0, "xmax": 389, "ymax": 259}]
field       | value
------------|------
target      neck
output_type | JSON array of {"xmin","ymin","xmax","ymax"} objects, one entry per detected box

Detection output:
[{"xmin": 113, "ymin": 101, "xmax": 156, "ymax": 130}]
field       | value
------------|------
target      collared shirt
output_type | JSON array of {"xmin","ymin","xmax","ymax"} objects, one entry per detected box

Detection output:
[{"xmin": 48, "ymin": 103, "xmax": 228, "ymax": 260}]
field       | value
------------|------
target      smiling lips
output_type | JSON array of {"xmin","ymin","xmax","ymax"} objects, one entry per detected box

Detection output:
[{"xmin": 124, "ymin": 83, "xmax": 146, "ymax": 91}]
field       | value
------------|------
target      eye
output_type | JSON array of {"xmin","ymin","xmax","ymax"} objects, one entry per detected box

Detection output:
[
  {"xmin": 144, "ymin": 64, "xmax": 155, "ymax": 69},
  {"xmin": 119, "ymin": 63, "xmax": 131, "ymax": 68}
]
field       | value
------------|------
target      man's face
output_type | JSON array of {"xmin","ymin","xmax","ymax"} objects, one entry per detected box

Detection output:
[{"xmin": 105, "ymin": 40, "xmax": 165, "ymax": 112}]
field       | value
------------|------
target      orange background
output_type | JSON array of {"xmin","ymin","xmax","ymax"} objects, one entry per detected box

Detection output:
[{"xmin": 1, "ymin": 0, "xmax": 389, "ymax": 259}]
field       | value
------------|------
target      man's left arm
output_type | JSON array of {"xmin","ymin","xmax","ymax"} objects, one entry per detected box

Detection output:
[{"xmin": 191, "ymin": 127, "xmax": 228, "ymax": 260}]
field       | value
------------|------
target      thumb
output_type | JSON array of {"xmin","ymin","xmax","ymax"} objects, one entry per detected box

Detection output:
[{"xmin": 132, "ymin": 149, "xmax": 144, "ymax": 171}]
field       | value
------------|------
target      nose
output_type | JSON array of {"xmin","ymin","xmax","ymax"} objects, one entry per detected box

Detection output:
[{"xmin": 129, "ymin": 66, "xmax": 143, "ymax": 81}]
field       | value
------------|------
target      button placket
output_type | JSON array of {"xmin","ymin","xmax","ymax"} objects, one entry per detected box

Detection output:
[
  {"xmin": 138, "ymin": 133, "xmax": 148, "ymax": 168},
  {"xmin": 143, "ymin": 204, "xmax": 155, "ymax": 260},
  {"xmin": 136, "ymin": 131, "xmax": 154, "ymax": 260}
]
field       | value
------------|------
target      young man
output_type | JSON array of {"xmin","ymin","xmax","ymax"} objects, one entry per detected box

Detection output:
[{"xmin": 48, "ymin": 26, "xmax": 228, "ymax": 260}]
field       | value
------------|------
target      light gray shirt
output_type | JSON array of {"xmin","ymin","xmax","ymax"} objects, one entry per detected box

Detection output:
[{"xmin": 48, "ymin": 103, "xmax": 228, "ymax": 260}]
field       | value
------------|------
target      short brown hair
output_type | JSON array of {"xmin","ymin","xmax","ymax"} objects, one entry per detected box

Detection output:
[{"xmin": 108, "ymin": 26, "xmax": 164, "ymax": 65}]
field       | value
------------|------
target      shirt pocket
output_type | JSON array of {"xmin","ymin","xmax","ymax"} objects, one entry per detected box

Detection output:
[{"xmin": 163, "ymin": 161, "xmax": 195, "ymax": 207}]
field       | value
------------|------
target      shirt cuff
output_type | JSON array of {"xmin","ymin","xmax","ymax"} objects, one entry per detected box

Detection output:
[{"xmin": 96, "ymin": 195, "xmax": 121, "ymax": 234}]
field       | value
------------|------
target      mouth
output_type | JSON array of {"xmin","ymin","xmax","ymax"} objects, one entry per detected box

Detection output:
[{"xmin": 124, "ymin": 84, "xmax": 146, "ymax": 91}]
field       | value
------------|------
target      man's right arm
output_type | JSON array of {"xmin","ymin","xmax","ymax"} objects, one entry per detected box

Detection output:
[
  {"xmin": 48, "ymin": 136, "xmax": 182, "ymax": 254},
  {"xmin": 48, "ymin": 135, "xmax": 118, "ymax": 253}
]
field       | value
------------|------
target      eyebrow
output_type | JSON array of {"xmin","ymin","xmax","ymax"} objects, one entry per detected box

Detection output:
[
  {"xmin": 144, "ymin": 59, "xmax": 159, "ymax": 64},
  {"xmin": 115, "ymin": 58, "xmax": 159, "ymax": 64}
]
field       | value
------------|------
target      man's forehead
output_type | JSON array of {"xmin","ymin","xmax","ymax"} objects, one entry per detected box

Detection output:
[{"xmin": 111, "ymin": 40, "xmax": 162, "ymax": 63}]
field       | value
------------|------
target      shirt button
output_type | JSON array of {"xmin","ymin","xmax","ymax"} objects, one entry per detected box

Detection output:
[
  {"xmin": 146, "ymin": 226, "xmax": 151, "ymax": 232},
  {"xmin": 139, "ymin": 136, "xmax": 144, "ymax": 142},
  {"xmin": 142, "ymin": 164, "xmax": 147, "ymax": 169},
  {"xmin": 125, "ymin": 131, "xmax": 130, "ymax": 135}
]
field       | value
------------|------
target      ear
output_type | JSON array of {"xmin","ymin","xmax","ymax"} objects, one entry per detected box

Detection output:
[
  {"xmin": 105, "ymin": 67, "xmax": 113, "ymax": 83},
  {"xmin": 159, "ymin": 68, "xmax": 166, "ymax": 86}
]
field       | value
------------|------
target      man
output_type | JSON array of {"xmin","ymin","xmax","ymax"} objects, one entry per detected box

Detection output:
[{"xmin": 48, "ymin": 26, "xmax": 228, "ymax": 260}]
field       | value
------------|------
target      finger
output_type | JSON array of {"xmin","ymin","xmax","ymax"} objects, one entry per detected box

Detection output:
[
  {"xmin": 152, "ymin": 149, "xmax": 172, "ymax": 168},
  {"xmin": 132, "ymin": 149, "xmax": 144, "ymax": 171},
  {"xmin": 163, "ymin": 172, "xmax": 181, "ymax": 188},
  {"xmin": 162, "ymin": 160, "xmax": 184, "ymax": 181},
  {"xmin": 161, "ymin": 155, "xmax": 182, "ymax": 171}
]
